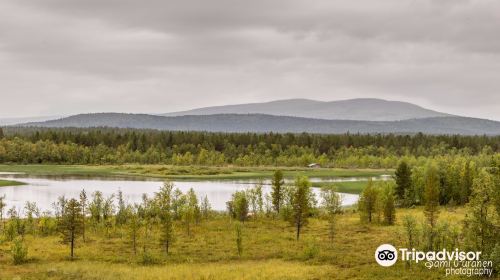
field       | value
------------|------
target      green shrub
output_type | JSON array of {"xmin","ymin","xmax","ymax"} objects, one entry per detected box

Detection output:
[
  {"xmin": 302, "ymin": 241, "xmax": 319, "ymax": 260},
  {"xmin": 11, "ymin": 237, "xmax": 28, "ymax": 265},
  {"xmin": 139, "ymin": 251, "xmax": 162, "ymax": 266}
]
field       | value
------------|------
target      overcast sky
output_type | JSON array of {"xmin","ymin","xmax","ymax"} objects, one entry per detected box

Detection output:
[{"xmin": 0, "ymin": 0, "xmax": 499, "ymax": 120}]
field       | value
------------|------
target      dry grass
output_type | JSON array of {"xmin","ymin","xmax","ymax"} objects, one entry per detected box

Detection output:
[{"xmin": 0, "ymin": 208, "xmax": 466, "ymax": 280}]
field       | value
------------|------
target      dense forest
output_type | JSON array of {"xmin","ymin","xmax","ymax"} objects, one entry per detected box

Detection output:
[{"xmin": 0, "ymin": 127, "xmax": 498, "ymax": 167}]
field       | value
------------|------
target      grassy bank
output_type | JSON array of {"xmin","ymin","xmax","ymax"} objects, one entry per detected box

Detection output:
[
  {"xmin": 0, "ymin": 179, "xmax": 25, "ymax": 187},
  {"xmin": 0, "ymin": 164, "xmax": 392, "ymax": 180}
]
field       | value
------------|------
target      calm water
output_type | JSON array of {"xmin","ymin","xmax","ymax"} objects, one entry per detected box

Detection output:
[{"xmin": 0, "ymin": 173, "xmax": 377, "ymax": 214}]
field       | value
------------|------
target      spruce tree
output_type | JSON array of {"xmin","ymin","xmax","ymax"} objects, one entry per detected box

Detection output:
[
  {"xmin": 394, "ymin": 161, "xmax": 412, "ymax": 200},
  {"xmin": 291, "ymin": 176, "xmax": 312, "ymax": 241},
  {"xmin": 58, "ymin": 198, "xmax": 84, "ymax": 259}
]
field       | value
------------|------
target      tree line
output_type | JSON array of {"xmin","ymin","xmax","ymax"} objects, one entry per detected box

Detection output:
[{"xmin": 0, "ymin": 127, "xmax": 498, "ymax": 167}]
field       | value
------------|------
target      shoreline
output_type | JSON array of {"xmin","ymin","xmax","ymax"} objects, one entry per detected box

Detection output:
[{"xmin": 0, "ymin": 164, "xmax": 392, "ymax": 181}]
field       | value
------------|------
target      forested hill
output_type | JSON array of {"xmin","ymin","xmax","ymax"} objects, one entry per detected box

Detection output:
[
  {"xmin": 19, "ymin": 113, "xmax": 500, "ymax": 135},
  {"xmin": 162, "ymin": 98, "xmax": 449, "ymax": 121}
]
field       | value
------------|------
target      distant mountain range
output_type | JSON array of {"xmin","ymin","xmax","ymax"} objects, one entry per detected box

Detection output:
[
  {"xmin": 7, "ymin": 98, "xmax": 500, "ymax": 135},
  {"xmin": 0, "ymin": 115, "xmax": 63, "ymax": 126},
  {"xmin": 20, "ymin": 113, "xmax": 500, "ymax": 135},
  {"xmin": 162, "ymin": 98, "xmax": 450, "ymax": 121}
]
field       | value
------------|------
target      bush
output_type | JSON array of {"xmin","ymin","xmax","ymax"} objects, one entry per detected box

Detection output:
[
  {"xmin": 11, "ymin": 237, "xmax": 28, "ymax": 265},
  {"xmin": 139, "ymin": 251, "xmax": 162, "ymax": 266},
  {"xmin": 302, "ymin": 241, "xmax": 320, "ymax": 260}
]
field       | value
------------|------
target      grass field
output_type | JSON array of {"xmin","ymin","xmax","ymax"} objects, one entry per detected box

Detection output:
[
  {"xmin": 0, "ymin": 164, "xmax": 392, "ymax": 180},
  {"xmin": 0, "ymin": 207, "xmax": 465, "ymax": 280},
  {"xmin": 0, "ymin": 179, "xmax": 26, "ymax": 187}
]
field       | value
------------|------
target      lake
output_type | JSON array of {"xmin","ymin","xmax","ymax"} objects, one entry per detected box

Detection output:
[{"xmin": 0, "ymin": 173, "xmax": 385, "ymax": 215}]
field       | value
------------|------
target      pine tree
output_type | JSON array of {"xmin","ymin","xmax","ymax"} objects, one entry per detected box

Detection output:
[
  {"xmin": 79, "ymin": 189, "xmax": 87, "ymax": 242},
  {"xmin": 156, "ymin": 182, "xmax": 174, "ymax": 254},
  {"xmin": 271, "ymin": 170, "xmax": 284, "ymax": 213},
  {"xmin": 291, "ymin": 176, "xmax": 312, "ymax": 241},
  {"xmin": 201, "ymin": 195, "xmax": 212, "ymax": 220},
  {"xmin": 127, "ymin": 208, "xmax": 141, "ymax": 255},
  {"xmin": 115, "ymin": 190, "xmax": 128, "ymax": 226},
  {"xmin": 89, "ymin": 191, "xmax": 103, "ymax": 225},
  {"xmin": 58, "ymin": 198, "xmax": 84, "ymax": 259}
]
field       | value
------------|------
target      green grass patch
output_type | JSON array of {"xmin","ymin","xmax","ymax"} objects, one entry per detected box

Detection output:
[
  {"xmin": 0, "ymin": 179, "xmax": 26, "ymax": 187},
  {"xmin": 313, "ymin": 180, "xmax": 394, "ymax": 194}
]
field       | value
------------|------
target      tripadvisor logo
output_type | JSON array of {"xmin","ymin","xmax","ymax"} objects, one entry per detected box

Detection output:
[
  {"xmin": 374, "ymin": 244, "xmax": 493, "ymax": 277},
  {"xmin": 375, "ymin": 244, "xmax": 398, "ymax": 267}
]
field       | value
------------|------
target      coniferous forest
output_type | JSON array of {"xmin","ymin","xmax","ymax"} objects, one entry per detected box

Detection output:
[{"xmin": 1, "ymin": 127, "xmax": 498, "ymax": 167}]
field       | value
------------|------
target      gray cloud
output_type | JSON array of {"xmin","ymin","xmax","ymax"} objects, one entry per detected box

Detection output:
[{"xmin": 0, "ymin": 0, "xmax": 499, "ymax": 120}]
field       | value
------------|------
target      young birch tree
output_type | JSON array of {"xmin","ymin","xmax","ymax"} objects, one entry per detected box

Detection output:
[{"xmin": 321, "ymin": 188, "xmax": 341, "ymax": 242}]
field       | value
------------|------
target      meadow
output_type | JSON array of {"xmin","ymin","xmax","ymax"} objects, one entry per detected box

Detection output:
[{"xmin": 0, "ymin": 207, "xmax": 465, "ymax": 280}]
